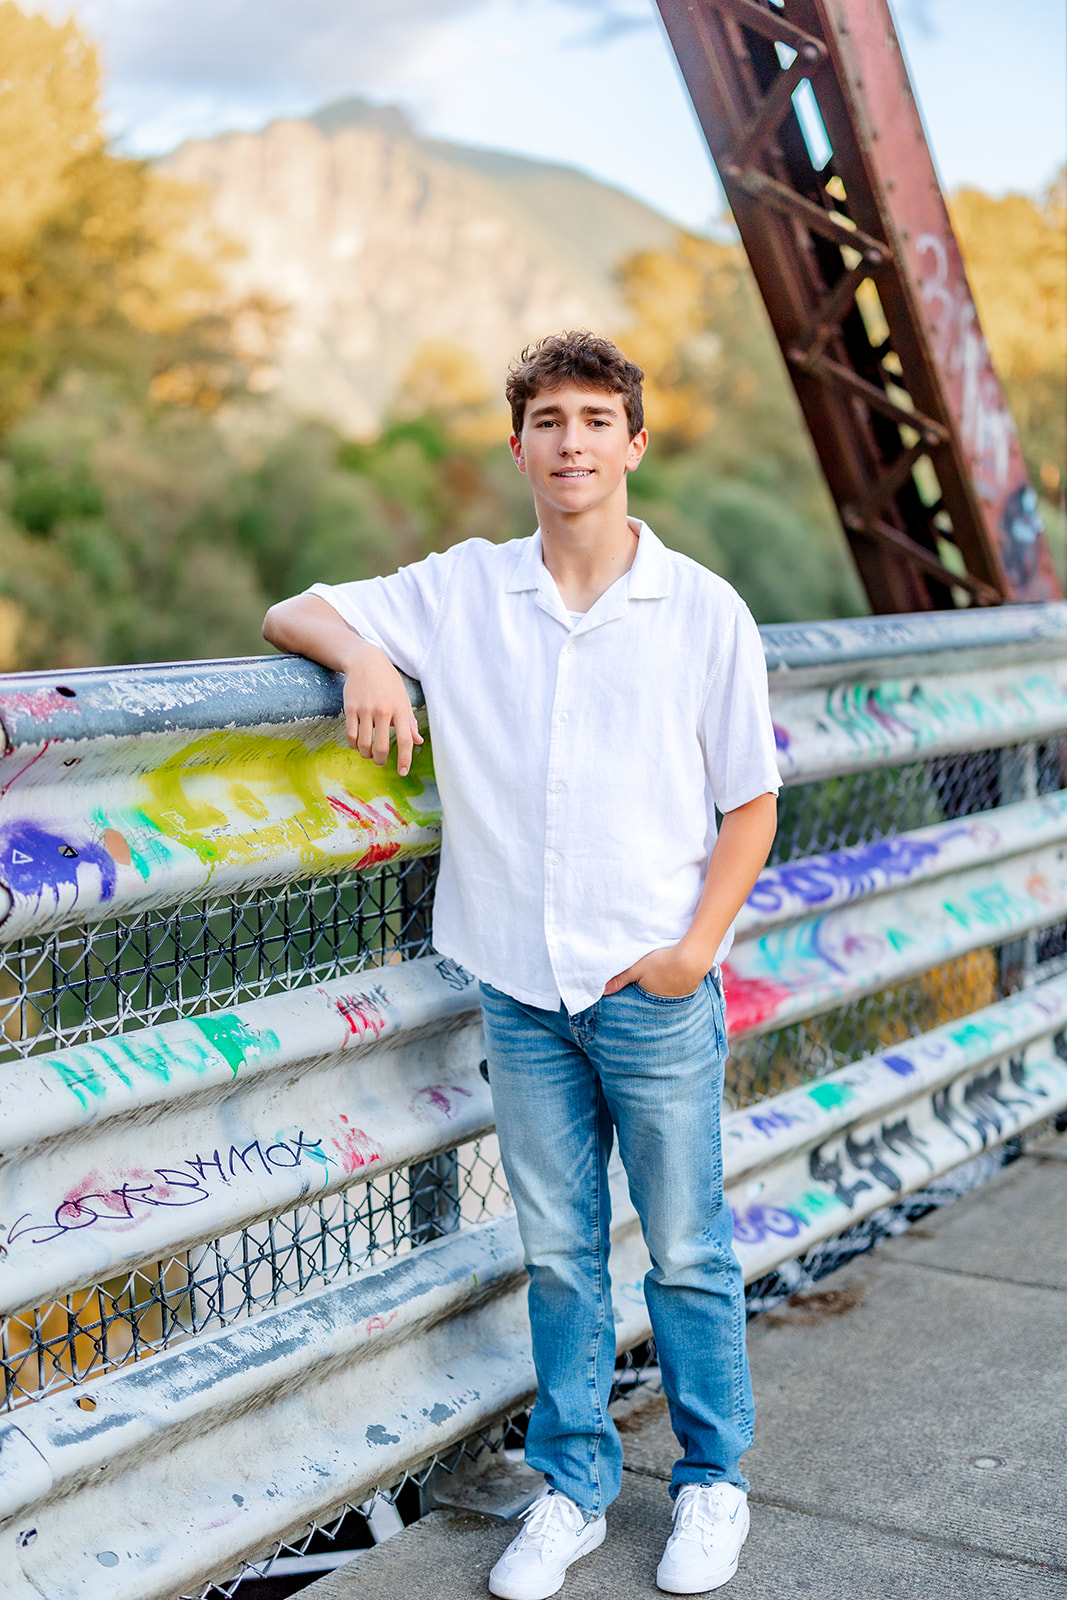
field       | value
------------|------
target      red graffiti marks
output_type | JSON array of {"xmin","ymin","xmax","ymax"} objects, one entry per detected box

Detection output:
[
  {"xmin": 328, "ymin": 794, "xmax": 378, "ymax": 830},
  {"xmin": 409, "ymin": 1084, "xmax": 473, "ymax": 1123},
  {"xmin": 329, "ymin": 985, "xmax": 390, "ymax": 1042},
  {"xmin": 0, "ymin": 688, "xmax": 79, "ymax": 722},
  {"xmin": 356, "ymin": 842, "xmax": 402, "ymax": 869},
  {"xmin": 327, "ymin": 796, "xmax": 404, "ymax": 867},
  {"xmin": 1026, "ymin": 871, "xmax": 1056, "ymax": 906},
  {"xmin": 364, "ymin": 1310, "xmax": 399, "ymax": 1335},
  {"xmin": 721, "ymin": 964, "xmax": 792, "ymax": 1036},
  {"xmin": 331, "ymin": 1114, "xmax": 383, "ymax": 1175}
]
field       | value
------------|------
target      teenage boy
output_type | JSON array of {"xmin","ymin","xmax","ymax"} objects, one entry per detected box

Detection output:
[{"xmin": 263, "ymin": 331, "xmax": 780, "ymax": 1598}]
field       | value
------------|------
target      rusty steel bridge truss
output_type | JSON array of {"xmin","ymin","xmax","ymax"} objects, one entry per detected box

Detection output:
[{"xmin": 654, "ymin": 0, "xmax": 1060, "ymax": 611}]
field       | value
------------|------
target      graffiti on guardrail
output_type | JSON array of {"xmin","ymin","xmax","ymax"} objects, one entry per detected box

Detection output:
[
  {"xmin": 0, "ymin": 728, "xmax": 441, "ymax": 937},
  {"xmin": 771, "ymin": 662, "xmax": 1067, "ymax": 778},
  {"xmin": 725, "ymin": 837, "xmax": 1067, "ymax": 1035},
  {"xmin": 6, "ymin": 1121, "xmax": 384, "ymax": 1248},
  {"xmin": 729, "ymin": 1042, "xmax": 1067, "ymax": 1250}
]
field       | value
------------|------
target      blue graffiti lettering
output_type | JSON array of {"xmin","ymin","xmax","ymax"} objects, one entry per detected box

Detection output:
[{"xmin": 747, "ymin": 834, "xmax": 950, "ymax": 916}]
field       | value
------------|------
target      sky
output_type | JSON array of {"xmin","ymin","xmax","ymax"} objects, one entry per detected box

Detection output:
[{"xmin": 36, "ymin": 0, "xmax": 1067, "ymax": 231}]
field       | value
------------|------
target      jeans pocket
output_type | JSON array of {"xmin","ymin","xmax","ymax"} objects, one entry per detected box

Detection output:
[{"xmin": 632, "ymin": 981, "xmax": 703, "ymax": 1004}]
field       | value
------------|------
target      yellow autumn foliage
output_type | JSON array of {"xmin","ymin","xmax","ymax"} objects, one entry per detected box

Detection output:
[
  {"xmin": 617, "ymin": 234, "xmax": 735, "ymax": 446},
  {"xmin": 951, "ymin": 179, "xmax": 1066, "ymax": 385},
  {"xmin": 951, "ymin": 176, "xmax": 1066, "ymax": 491},
  {"xmin": 0, "ymin": 1, "xmax": 274, "ymax": 430},
  {"xmin": 0, "ymin": 4, "xmax": 99, "ymax": 250}
]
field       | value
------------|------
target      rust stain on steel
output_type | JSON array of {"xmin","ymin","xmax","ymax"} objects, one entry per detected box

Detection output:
[{"xmin": 653, "ymin": 0, "xmax": 1059, "ymax": 611}]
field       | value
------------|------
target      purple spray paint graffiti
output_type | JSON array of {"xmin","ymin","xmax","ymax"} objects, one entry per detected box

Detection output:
[
  {"xmin": 747, "ymin": 833, "xmax": 954, "ymax": 916},
  {"xmin": 0, "ymin": 821, "xmax": 116, "ymax": 908}
]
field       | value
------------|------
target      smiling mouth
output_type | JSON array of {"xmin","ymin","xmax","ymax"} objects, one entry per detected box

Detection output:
[{"xmin": 553, "ymin": 469, "xmax": 593, "ymax": 478}]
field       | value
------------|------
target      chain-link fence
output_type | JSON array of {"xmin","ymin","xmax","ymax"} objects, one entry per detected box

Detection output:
[{"xmin": 1, "ymin": 733, "xmax": 1064, "ymax": 1599}]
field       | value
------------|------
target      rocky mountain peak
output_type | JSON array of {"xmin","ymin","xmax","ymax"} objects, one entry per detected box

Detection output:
[{"xmin": 159, "ymin": 105, "xmax": 675, "ymax": 437}]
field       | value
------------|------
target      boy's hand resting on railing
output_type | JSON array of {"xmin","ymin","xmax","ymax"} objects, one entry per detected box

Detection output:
[
  {"xmin": 261, "ymin": 593, "xmax": 423, "ymax": 777},
  {"xmin": 341, "ymin": 639, "xmax": 423, "ymax": 776}
]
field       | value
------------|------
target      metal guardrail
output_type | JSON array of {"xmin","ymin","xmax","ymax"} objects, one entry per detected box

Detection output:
[{"xmin": 2, "ymin": 605, "xmax": 1067, "ymax": 1599}]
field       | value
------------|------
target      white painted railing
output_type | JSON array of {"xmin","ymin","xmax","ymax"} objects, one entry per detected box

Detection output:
[{"xmin": 2, "ymin": 603, "xmax": 1067, "ymax": 1599}]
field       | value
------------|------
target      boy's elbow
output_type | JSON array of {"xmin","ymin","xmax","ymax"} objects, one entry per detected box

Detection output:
[
  {"xmin": 262, "ymin": 602, "xmax": 284, "ymax": 646},
  {"xmin": 262, "ymin": 595, "xmax": 303, "ymax": 649}
]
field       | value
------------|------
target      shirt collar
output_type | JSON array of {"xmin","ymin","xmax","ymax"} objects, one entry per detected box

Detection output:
[{"xmin": 504, "ymin": 521, "xmax": 671, "ymax": 602}]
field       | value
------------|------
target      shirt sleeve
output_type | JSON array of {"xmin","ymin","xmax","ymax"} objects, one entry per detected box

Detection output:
[
  {"xmin": 306, "ymin": 547, "xmax": 460, "ymax": 682},
  {"xmin": 699, "ymin": 600, "xmax": 782, "ymax": 813}
]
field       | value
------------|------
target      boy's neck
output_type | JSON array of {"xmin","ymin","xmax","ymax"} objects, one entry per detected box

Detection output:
[{"xmin": 537, "ymin": 498, "xmax": 640, "ymax": 614}]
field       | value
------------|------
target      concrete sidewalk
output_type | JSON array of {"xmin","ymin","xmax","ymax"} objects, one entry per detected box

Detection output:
[{"xmin": 306, "ymin": 1131, "xmax": 1067, "ymax": 1598}]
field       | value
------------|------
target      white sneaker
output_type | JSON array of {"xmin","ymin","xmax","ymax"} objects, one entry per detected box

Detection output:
[
  {"xmin": 656, "ymin": 1482, "xmax": 749, "ymax": 1594},
  {"xmin": 488, "ymin": 1487, "xmax": 607, "ymax": 1599}
]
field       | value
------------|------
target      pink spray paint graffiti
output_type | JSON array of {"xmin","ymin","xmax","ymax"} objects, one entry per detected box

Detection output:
[
  {"xmin": 721, "ymin": 966, "xmax": 792, "ymax": 1036},
  {"xmin": 329, "ymin": 985, "xmax": 391, "ymax": 1042},
  {"xmin": 330, "ymin": 1114, "xmax": 384, "ymax": 1175},
  {"xmin": 409, "ymin": 1084, "xmax": 474, "ymax": 1123}
]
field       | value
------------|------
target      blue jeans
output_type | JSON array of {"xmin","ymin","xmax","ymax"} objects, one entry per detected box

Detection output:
[{"xmin": 479, "ymin": 971, "xmax": 752, "ymax": 1520}]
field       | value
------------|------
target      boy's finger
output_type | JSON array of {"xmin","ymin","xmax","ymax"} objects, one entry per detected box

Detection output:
[
  {"xmin": 395, "ymin": 717, "xmax": 414, "ymax": 777},
  {"xmin": 371, "ymin": 714, "xmax": 391, "ymax": 765},
  {"xmin": 354, "ymin": 712, "xmax": 374, "ymax": 760}
]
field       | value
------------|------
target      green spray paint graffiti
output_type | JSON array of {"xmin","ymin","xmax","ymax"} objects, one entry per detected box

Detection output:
[{"xmin": 48, "ymin": 1015, "xmax": 280, "ymax": 1108}]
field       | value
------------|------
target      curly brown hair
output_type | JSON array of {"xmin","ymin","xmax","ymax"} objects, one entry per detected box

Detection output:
[{"xmin": 505, "ymin": 330, "xmax": 644, "ymax": 439}]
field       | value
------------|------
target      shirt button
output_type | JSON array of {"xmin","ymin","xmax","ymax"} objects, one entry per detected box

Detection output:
[
  {"xmin": 563, "ymin": 643, "xmax": 574, "ymax": 656},
  {"xmin": 558, "ymin": 711, "xmax": 568, "ymax": 724},
  {"xmin": 552, "ymin": 781, "xmax": 564, "ymax": 794},
  {"xmin": 547, "ymin": 855, "xmax": 560, "ymax": 868}
]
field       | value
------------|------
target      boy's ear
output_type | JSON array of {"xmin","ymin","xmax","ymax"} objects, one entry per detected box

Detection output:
[
  {"xmin": 626, "ymin": 428, "xmax": 649, "ymax": 471},
  {"xmin": 509, "ymin": 432, "xmax": 526, "ymax": 473}
]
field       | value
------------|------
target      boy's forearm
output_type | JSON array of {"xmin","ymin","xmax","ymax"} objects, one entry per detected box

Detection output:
[
  {"xmin": 678, "ymin": 792, "xmax": 778, "ymax": 973},
  {"xmin": 263, "ymin": 593, "xmax": 378, "ymax": 675}
]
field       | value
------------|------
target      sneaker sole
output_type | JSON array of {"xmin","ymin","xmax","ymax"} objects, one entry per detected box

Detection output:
[
  {"xmin": 655, "ymin": 1505, "xmax": 750, "ymax": 1594},
  {"xmin": 488, "ymin": 1515, "xmax": 607, "ymax": 1600}
]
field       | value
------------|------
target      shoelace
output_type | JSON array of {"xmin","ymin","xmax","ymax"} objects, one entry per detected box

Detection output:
[
  {"xmin": 513, "ymin": 1491, "xmax": 585, "ymax": 1553},
  {"xmin": 672, "ymin": 1485, "xmax": 730, "ymax": 1543}
]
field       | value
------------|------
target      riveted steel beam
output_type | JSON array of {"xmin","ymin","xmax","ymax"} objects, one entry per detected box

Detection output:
[{"xmin": 653, "ymin": 0, "xmax": 1060, "ymax": 609}]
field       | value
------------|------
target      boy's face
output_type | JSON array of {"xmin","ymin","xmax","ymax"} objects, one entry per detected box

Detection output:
[{"xmin": 509, "ymin": 383, "xmax": 647, "ymax": 517}]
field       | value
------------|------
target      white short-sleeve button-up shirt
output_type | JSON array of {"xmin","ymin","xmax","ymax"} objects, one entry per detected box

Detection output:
[{"xmin": 309, "ymin": 522, "xmax": 781, "ymax": 1014}]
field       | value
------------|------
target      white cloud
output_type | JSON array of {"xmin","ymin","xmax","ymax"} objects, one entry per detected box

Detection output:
[{"xmin": 27, "ymin": 0, "xmax": 1067, "ymax": 215}]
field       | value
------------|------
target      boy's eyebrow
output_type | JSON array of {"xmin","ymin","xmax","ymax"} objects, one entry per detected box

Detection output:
[{"xmin": 527, "ymin": 399, "xmax": 622, "ymax": 419}]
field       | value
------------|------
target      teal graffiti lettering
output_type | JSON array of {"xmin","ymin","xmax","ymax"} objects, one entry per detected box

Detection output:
[
  {"xmin": 808, "ymin": 1081, "xmax": 854, "ymax": 1111},
  {"xmin": 191, "ymin": 1014, "xmax": 279, "ymax": 1079},
  {"xmin": 942, "ymin": 899, "xmax": 973, "ymax": 930}
]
